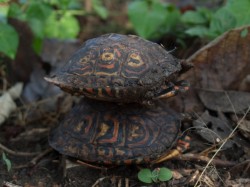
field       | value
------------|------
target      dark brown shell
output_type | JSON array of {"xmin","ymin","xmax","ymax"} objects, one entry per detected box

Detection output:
[
  {"xmin": 45, "ymin": 33, "xmax": 183, "ymax": 102},
  {"xmin": 49, "ymin": 99, "xmax": 181, "ymax": 164}
]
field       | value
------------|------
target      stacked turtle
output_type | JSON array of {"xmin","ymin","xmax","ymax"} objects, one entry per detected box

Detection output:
[{"xmin": 45, "ymin": 33, "xmax": 191, "ymax": 165}]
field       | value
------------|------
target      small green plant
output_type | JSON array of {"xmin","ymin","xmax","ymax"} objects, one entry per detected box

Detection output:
[
  {"xmin": 128, "ymin": 0, "xmax": 250, "ymax": 41},
  {"xmin": 181, "ymin": 0, "xmax": 250, "ymax": 39},
  {"xmin": 128, "ymin": 0, "xmax": 180, "ymax": 39},
  {"xmin": 138, "ymin": 167, "xmax": 172, "ymax": 184},
  {"xmin": 0, "ymin": 0, "xmax": 81, "ymax": 58},
  {"xmin": 2, "ymin": 152, "xmax": 12, "ymax": 172},
  {"xmin": 0, "ymin": 0, "xmax": 108, "ymax": 59}
]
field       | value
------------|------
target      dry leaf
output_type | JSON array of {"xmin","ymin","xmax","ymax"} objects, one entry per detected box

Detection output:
[
  {"xmin": 22, "ymin": 68, "xmax": 62, "ymax": 103},
  {"xmin": 186, "ymin": 26, "xmax": 250, "ymax": 90},
  {"xmin": 239, "ymin": 119, "xmax": 250, "ymax": 139},
  {"xmin": 0, "ymin": 83, "xmax": 23, "ymax": 125},
  {"xmin": 193, "ymin": 111, "xmax": 234, "ymax": 148},
  {"xmin": 225, "ymin": 178, "xmax": 250, "ymax": 187},
  {"xmin": 41, "ymin": 39, "xmax": 80, "ymax": 68},
  {"xmin": 174, "ymin": 26, "xmax": 250, "ymax": 112},
  {"xmin": 198, "ymin": 90, "xmax": 250, "ymax": 113}
]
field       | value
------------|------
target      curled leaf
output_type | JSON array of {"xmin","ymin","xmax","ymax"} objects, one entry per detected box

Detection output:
[{"xmin": 2, "ymin": 152, "xmax": 12, "ymax": 172}]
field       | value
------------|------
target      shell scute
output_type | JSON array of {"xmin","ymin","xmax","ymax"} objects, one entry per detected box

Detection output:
[
  {"xmin": 45, "ymin": 33, "xmax": 187, "ymax": 102},
  {"xmin": 49, "ymin": 99, "xmax": 181, "ymax": 164}
]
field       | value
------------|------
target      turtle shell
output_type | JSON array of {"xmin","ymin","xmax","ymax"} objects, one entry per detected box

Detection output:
[
  {"xmin": 45, "ymin": 33, "xmax": 183, "ymax": 102},
  {"xmin": 49, "ymin": 99, "xmax": 181, "ymax": 165}
]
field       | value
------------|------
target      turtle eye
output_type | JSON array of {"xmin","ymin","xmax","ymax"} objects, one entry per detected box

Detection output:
[{"xmin": 101, "ymin": 52, "xmax": 114, "ymax": 61}]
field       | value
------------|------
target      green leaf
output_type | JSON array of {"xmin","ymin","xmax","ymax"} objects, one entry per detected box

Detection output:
[
  {"xmin": 0, "ymin": 0, "xmax": 9, "ymax": 3},
  {"xmin": 92, "ymin": 0, "xmax": 109, "ymax": 19},
  {"xmin": 45, "ymin": 0, "xmax": 80, "ymax": 10},
  {"xmin": 138, "ymin": 169, "xmax": 153, "ymax": 184},
  {"xmin": 32, "ymin": 36, "xmax": 43, "ymax": 54},
  {"xmin": 0, "ymin": 3, "xmax": 9, "ymax": 23},
  {"xmin": 185, "ymin": 26, "xmax": 209, "ymax": 38},
  {"xmin": 160, "ymin": 4, "xmax": 180, "ymax": 34},
  {"xmin": 128, "ymin": 0, "xmax": 166, "ymax": 39},
  {"xmin": 8, "ymin": 3, "xmax": 25, "ymax": 20},
  {"xmin": 196, "ymin": 7, "xmax": 212, "ymax": 21},
  {"xmin": 44, "ymin": 12, "xmax": 80, "ymax": 39},
  {"xmin": 158, "ymin": 167, "xmax": 172, "ymax": 182},
  {"xmin": 181, "ymin": 10, "xmax": 208, "ymax": 25},
  {"xmin": 0, "ymin": 22, "xmax": 19, "ymax": 59},
  {"xmin": 2, "ymin": 152, "xmax": 12, "ymax": 172},
  {"xmin": 28, "ymin": 18, "xmax": 45, "ymax": 38},
  {"xmin": 24, "ymin": 1, "xmax": 53, "ymax": 38},
  {"xmin": 151, "ymin": 168, "xmax": 160, "ymax": 183},
  {"xmin": 210, "ymin": 8, "xmax": 237, "ymax": 36},
  {"xmin": 224, "ymin": 0, "xmax": 250, "ymax": 27},
  {"xmin": 25, "ymin": 1, "xmax": 52, "ymax": 22},
  {"xmin": 241, "ymin": 28, "xmax": 248, "ymax": 38}
]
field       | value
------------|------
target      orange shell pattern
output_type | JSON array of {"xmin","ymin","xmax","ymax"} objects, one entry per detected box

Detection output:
[
  {"xmin": 48, "ymin": 33, "xmax": 182, "ymax": 102},
  {"xmin": 49, "ymin": 99, "xmax": 181, "ymax": 164}
]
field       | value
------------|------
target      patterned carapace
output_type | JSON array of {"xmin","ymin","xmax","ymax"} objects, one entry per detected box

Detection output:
[
  {"xmin": 45, "ymin": 33, "xmax": 191, "ymax": 103},
  {"xmin": 49, "ymin": 99, "xmax": 181, "ymax": 165}
]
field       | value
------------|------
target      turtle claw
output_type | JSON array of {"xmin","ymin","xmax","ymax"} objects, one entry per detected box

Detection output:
[
  {"xmin": 176, "ymin": 80, "xmax": 190, "ymax": 93},
  {"xmin": 152, "ymin": 149, "xmax": 181, "ymax": 164},
  {"xmin": 152, "ymin": 136, "xmax": 191, "ymax": 164},
  {"xmin": 155, "ymin": 80, "xmax": 190, "ymax": 99}
]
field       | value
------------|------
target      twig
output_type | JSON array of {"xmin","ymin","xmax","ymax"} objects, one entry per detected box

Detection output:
[
  {"xmin": 0, "ymin": 142, "xmax": 39, "ymax": 156},
  {"xmin": 225, "ymin": 91, "xmax": 239, "ymax": 121},
  {"xmin": 2, "ymin": 181, "xmax": 22, "ymax": 187},
  {"xmin": 11, "ymin": 128, "xmax": 49, "ymax": 142},
  {"xmin": 176, "ymin": 153, "xmax": 237, "ymax": 167},
  {"xmin": 77, "ymin": 160, "xmax": 108, "ymax": 170},
  {"xmin": 118, "ymin": 178, "xmax": 122, "ymax": 187},
  {"xmin": 30, "ymin": 148, "xmax": 53, "ymax": 165},
  {"xmin": 125, "ymin": 178, "xmax": 129, "ymax": 187},
  {"xmin": 91, "ymin": 177, "xmax": 108, "ymax": 187},
  {"xmin": 194, "ymin": 106, "xmax": 250, "ymax": 187}
]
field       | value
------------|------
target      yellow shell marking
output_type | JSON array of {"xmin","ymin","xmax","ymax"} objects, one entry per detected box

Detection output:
[
  {"xmin": 128, "ymin": 53, "xmax": 144, "ymax": 67},
  {"xmin": 98, "ymin": 122, "xmax": 109, "ymax": 137},
  {"xmin": 101, "ymin": 52, "xmax": 114, "ymax": 61},
  {"xmin": 74, "ymin": 121, "xmax": 83, "ymax": 132}
]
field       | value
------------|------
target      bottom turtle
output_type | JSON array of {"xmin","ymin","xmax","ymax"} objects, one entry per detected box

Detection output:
[{"xmin": 49, "ymin": 99, "xmax": 189, "ymax": 165}]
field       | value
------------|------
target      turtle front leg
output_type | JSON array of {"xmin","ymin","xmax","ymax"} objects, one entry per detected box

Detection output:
[{"xmin": 155, "ymin": 80, "xmax": 190, "ymax": 100}]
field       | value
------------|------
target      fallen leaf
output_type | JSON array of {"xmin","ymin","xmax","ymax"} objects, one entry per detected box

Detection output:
[
  {"xmin": 238, "ymin": 119, "xmax": 250, "ymax": 139},
  {"xmin": 174, "ymin": 25, "xmax": 250, "ymax": 113},
  {"xmin": 198, "ymin": 90, "xmax": 250, "ymax": 113},
  {"xmin": 225, "ymin": 178, "xmax": 250, "ymax": 187},
  {"xmin": 193, "ymin": 111, "xmax": 234, "ymax": 148},
  {"xmin": 41, "ymin": 39, "xmax": 80, "ymax": 68},
  {"xmin": 22, "ymin": 68, "xmax": 62, "ymax": 103},
  {"xmin": 186, "ymin": 26, "xmax": 250, "ymax": 90},
  {"xmin": 0, "ymin": 83, "xmax": 23, "ymax": 125}
]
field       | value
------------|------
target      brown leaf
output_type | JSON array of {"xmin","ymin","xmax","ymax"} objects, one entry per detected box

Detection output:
[
  {"xmin": 173, "ymin": 26, "xmax": 250, "ymax": 113},
  {"xmin": 198, "ymin": 90, "xmax": 250, "ymax": 113},
  {"xmin": 193, "ymin": 111, "xmax": 234, "ymax": 148},
  {"xmin": 186, "ymin": 26, "xmax": 250, "ymax": 90},
  {"xmin": 239, "ymin": 119, "xmax": 250, "ymax": 139},
  {"xmin": 41, "ymin": 39, "xmax": 80, "ymax": 68}
]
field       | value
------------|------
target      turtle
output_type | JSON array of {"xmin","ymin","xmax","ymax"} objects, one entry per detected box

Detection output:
[
  {"xmin": 49, "ymin": 98, "xmax": 190, "ymax": 165},
  {"xmin": 45, "ymin": 33, "xmax": 192, "ymax": 103}
]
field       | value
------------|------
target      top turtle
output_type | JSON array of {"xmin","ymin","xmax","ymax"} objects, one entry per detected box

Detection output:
[{"xmin": 45, "ymin": 33, "xmax": 191, "ymax": 103}]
